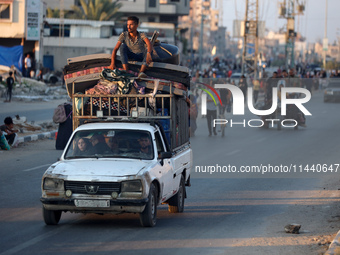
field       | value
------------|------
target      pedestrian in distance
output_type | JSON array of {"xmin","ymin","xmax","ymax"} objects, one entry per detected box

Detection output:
[
  {"xmin": 207, "ymin": 75, "xmax": 219, "ymax": 137},
  {"xmin": 24, "ymin": 54, "xmax": 32, "ymax": 78},
  {"xmin": 252, "ymin": 79, "xmax": 260, "ymax": 104},
  {"xmin": 239, "ymin": 75, "xmax": 247, "ymax": 102},
  {"xmin": 5, "ymin": 71, "xmax": 14, "ymax": 103},
  {"xmin": 109, "ymin": 16, "xmax": 153, "ymax": 79}
]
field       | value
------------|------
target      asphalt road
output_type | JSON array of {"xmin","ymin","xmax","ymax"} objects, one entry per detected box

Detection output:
[
  {"xmin": 0, "ymin": 99, "xmax": 68, "ymax": 123},
  {"xmin": 0, "ymin": 90, "xmax": 339, "ymax": 255}
]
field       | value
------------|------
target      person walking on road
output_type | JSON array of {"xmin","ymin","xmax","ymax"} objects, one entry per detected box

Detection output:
[{"xmin": 253, "ymin": 79, "xmax": 260, "ymax": 104}]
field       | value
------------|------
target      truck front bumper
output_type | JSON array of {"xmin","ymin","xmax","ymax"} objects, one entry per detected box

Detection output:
[{"xmin": 41, "ymin": 197, "xmax": 148, "ymax": 213}]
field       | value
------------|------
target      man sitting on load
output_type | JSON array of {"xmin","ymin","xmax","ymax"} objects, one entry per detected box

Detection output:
[{"xmin": 109, "ymin": 16, "xmax": 153, "ymax": 79}]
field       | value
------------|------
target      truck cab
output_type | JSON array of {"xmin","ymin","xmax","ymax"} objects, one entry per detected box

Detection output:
[{"xmin": 41, "ymin": 121, "xmax": 192, "ymax": 227}]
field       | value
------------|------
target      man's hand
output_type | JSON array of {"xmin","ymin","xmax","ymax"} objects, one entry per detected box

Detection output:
[
  {"xmin": 109, "ymin": 63, "xmax": 116, "ymax": 70},
  {"xmin": 146, "ymin": 53, "xmax": 152, "ymax": 65}
]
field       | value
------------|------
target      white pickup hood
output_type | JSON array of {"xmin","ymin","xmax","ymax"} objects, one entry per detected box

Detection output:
[{"xmin": 50, "ymin": 159, "xmax": 152, "ymax": 180}]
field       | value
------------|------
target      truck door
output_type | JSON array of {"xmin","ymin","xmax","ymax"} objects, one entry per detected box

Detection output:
[{"xmin": 154, "ymin": 130, "xmax": 174, "ymax": 202}]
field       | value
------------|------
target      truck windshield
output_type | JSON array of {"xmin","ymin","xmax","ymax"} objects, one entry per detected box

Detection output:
[{"xmin": 64, "ymin": 129, "xmax": 154, "ymax": 160}]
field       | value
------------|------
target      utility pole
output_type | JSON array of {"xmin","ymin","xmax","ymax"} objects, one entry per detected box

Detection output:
[
  {"xmin": 279, "ymin": 0, "xmax": 305, "ymax": 70},
  {"xmin": 190, "ymin": 0, "xmax": 196, "ymax": 70},
  {"xmin": 323, "ymin": 0, "xmax": 328, "ymax": 69},
  {"xmin": 199, "ymin": 0, "xmax": 204, "ymax": 71},
  {"xmin": 285, "ymin": 0, "xmax": 295, "ymax": 70},
  {"xmin": 59, "ymin": 0, "xmax": 64, "ymax": 46},
  {"xmin": 241, "ymin": 0, "xmax": 259, "ymax": 79}
]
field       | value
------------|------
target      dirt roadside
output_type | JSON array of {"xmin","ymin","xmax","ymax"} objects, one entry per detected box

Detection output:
[{"xmin": 261, "ymin": 175, "xmax": 340, "ymax": 255}]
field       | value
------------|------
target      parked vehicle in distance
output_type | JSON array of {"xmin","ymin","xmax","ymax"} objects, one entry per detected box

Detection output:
[
  {"xmin": 230, "ymin": 72, "xmax": 243, "ymax": 85},
  {"xmin": 230, "ymin": 72, "xmax": 251, "ymax": 87},
  {"xmin": 324, "ymin": 79, "xmax": 340, "ymax": 102}
]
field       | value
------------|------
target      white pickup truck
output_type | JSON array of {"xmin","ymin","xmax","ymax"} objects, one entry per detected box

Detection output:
[
  {"xmin": 41, "ymin": 121, "xmax": 192, "ymax": 227},
  {"xmin": 42, "ymin": 53, "xmax": 192, "ymax": 226}
]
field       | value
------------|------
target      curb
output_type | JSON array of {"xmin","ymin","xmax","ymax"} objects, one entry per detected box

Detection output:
[
  {"xmin": 325, "ymin": 230, "xmax": 340, "ymax": 255},
  {"xmin": 17, "ymin": 130, "xmax": 57, "ymax": 144}
]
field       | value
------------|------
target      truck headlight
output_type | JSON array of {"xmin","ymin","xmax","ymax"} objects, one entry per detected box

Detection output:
[
  {"xmin": 120, "ymin": 180, "xmax": 142, "ymax": 198},
  {"xmin": 43, "ymin": 178, "xmax": 64, "ymax": 191}
]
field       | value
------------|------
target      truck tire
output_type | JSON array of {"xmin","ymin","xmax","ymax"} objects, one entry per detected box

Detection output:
[
  {"xmin": 168, "ymin": 175, "xmax": 185, "ymax": 213},
  {"xmin": 43, "ymin": 207, "xmax": 62, "ymax": 225},
  {"xmin": 139, "ymin": 183, "xmax": 157, "ymax": 227}
]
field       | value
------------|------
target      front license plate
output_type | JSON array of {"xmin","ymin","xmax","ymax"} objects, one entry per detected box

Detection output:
[{"xmin": 75, "ymin": 200, "xmax": 110, "ymax": 208}]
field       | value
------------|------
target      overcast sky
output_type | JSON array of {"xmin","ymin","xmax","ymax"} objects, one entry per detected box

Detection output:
[{"xmin": 217, "ymin": 0, "xmax": 339, "ymax": 44}]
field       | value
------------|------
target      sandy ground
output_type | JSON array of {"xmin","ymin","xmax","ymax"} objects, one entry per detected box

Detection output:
[{"xmin": 261, "ymin": 175, "xmax": 340, "ymax": 255}]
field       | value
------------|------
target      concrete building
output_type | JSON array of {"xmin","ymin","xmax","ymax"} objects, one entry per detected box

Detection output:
[
  {"xmin": 41, "ymin": 0, "xmax": 189, "ymax": 71},
  {"xmin": 314, "ymin": 42, "xmax": 340, "ymax": 63},
  {"xmin": 179, "ymin": 0, "xmax": 227, "ymax": 67},
  {"xmin": 43, "ymin": 18, "xmax": 176, "ymax": 71},
  {"xmin": 0, "ymin": 0, "xmax": 45, "ymax": 72},
  {"xmin": 117, "ymin": 0, "xmax": 189, "ymax": 24},
  {"xmin": 43, "ymin": 18, "xmax": 117, "ymax": 71}
]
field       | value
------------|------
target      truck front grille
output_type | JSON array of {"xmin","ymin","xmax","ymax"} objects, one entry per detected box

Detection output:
[{"xmin": 64, "ymin": 181, "xmax": 121, "ymax": 195}]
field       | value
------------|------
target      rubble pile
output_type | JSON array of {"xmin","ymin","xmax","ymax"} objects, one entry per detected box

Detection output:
[
  {"xmin": 12, "ymin": 115, "xmax": 58, "ymax": 137},
  {"xmin": 1, "ymin": 77, "xmax": 69, "ymax": 102}
]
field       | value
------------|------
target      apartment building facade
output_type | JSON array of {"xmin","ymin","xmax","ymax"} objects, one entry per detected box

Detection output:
[{"xmin": 0, "ymin": 0, "xmax": 45, "ymax": 72}]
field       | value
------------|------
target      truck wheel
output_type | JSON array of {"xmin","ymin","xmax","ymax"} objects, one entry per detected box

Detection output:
[
  {"xmin": 43, "ymin": 206, "xmax": 62, "ymax": 225},
  {"xmin": 139, "ymin": 183, "xmax": 157, "ymax": 227},
  {"xmin": 168, "ymin": 175, "xmax": 185, "ymax": 213}
]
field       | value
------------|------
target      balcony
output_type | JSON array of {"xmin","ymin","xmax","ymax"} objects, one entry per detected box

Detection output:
[{"xmin": 159, "ymin": 4, "xmax": 176, "ymax": 14}]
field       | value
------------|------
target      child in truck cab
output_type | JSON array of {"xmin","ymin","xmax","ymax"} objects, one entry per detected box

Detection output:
[{"xmin": 74, "ymin": 137, "xmax": 93, "ymax": 156}]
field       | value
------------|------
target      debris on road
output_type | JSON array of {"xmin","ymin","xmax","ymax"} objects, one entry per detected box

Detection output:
[{"xmin": 285, "ymin": 224, "xmax": 301, "ymax": 234}]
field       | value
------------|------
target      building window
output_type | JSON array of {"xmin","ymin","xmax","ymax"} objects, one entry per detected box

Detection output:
[
  {"xmin": 0, "ymin": 1, "xmax": 12, "ymax": 22},
  {"xmin": 148, "ymin": 17, "xmax": 156, "ymax": 22},
  {"xmin": 149, "ymin": 0, "xmax": 156, "ymax": 7}
]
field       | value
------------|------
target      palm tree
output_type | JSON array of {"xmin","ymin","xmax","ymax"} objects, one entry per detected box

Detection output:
[
  {"xmin": 46, "ymin": 8, "xmax": 60, "ymax": 18},
  {"xmin": 69, "ymin": 0, "xmax": 122, "ymax": 21}
]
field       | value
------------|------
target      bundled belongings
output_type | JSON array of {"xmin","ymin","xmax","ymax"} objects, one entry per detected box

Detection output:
[
  {"xmin": 74, "ymin": 68, "xmax": 188, "ymax": 118},
  {"xmin": 63, "ymin": 53, "xmax": 190, "ymax": 98}
]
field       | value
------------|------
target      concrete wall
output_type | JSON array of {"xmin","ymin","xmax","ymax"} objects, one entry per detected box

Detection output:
[
  {"xmin": 43, "ymin": 36, "xmax": 119, "ymax": 70},
  {"xmin": 43, "ymin": 0, "xmax": 75, "ymax": 10},
  {"xmin": 118, "ymin": 0, "xmax": 146, "ymax": 13},
  {"xmin": 0, "ymin": 0, "xmax": 26, "ymax": 38}
]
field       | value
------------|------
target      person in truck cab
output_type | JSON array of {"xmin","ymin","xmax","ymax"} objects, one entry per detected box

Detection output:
[
  {"xmin": 108, "ymin": 16, "xmax": 153, "ymax": 79},
  {"xmin": 108, "ymin": 136, "xmax": 120, "ymax": 153},
  {"xmin": 137, "ymin": 133, "xmax": 153, "ymax": 159},
  {"xmin": 90, "ymin": 134, "xmax": 111, "ymax": 154},
  {"xmin": 74, "ymin": 137, "xmax": 93, "ymax": 156}
]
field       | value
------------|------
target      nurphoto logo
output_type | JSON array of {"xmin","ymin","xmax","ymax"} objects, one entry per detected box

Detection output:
[{"xmin": 199, "ymin": 84, "xmax": 312, "ymax": 128}]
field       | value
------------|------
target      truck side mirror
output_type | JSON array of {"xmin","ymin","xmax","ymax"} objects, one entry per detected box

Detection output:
[{"xmin": 159, "ymin": 151, "xmax": 172, "ymax": 159}]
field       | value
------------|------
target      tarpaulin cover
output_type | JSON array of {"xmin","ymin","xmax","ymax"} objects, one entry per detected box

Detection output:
[{"xmin": 0, "ymin": 45, "xmax": 23, "ymax": 71}]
